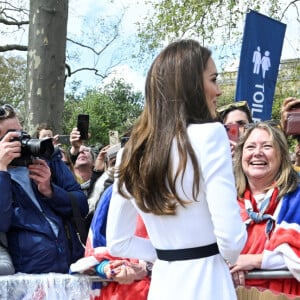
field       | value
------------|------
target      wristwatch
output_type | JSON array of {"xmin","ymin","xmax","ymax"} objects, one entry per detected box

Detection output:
[{"xmin": 146, "ymin": 261, "xmax": 153, "ymax": 277}]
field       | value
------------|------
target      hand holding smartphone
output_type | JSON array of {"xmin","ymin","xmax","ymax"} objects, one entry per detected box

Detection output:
[{"xmin": 77, "ymin": 114, "xmax": 89, "ymax": 140}]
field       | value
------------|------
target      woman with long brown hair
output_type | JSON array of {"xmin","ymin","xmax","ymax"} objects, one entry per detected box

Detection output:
[{"xmin": 106, "ymin": 39, "xmax": 247, "ymax": 299}]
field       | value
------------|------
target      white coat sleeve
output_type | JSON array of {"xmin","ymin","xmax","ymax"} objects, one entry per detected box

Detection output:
[
  {"xmin": 106, "ymin": 149, "xmax": 157, "ymax": 261},
  {"xmin": 191, "ymin": 122, "xmax": 247, "ymax": 264}
]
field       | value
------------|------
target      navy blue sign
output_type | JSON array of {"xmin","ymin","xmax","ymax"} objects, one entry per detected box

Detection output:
[{"xmin": 235, "ymin": 10, "xmax": 286, "ymax": 121}]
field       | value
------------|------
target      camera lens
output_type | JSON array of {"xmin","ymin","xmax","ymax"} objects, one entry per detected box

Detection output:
[
  {"xmin": 39, "ymin": 138, "xmax": 54, "ymax": 158},
  {"xmin": 9, "ymin": 131, "xmax": 54, "ymax": 166},
  {"xmin": 26, "ymin": 138, "xmax": 54, "ymax": 159}
]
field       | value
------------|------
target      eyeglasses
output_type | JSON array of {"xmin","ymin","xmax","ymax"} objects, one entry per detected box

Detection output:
[
  {"xmin": 0, "ymin": 104, "xmax": 16, "ymax": 119},
  {"xmin": 79, "ymin": 146, "xmax": 92, "ymax": 154},
  {"xmin": 217, "ymin": 101, "xmax": 249, "ymax": 115}
]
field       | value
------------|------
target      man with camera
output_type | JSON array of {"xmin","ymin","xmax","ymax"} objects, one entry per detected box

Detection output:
[{"xmin": 0, "ymin": 104, "xmax": 88, "ymax": 274}]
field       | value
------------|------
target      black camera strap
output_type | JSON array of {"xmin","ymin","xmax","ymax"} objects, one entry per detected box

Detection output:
[
  {"xmin": 68, "ymin": 192, "xmax": 88, "ymax": 246},
  {"xmin": 50, "ymin": 164, "xmax": 88, "ymax": 247}
]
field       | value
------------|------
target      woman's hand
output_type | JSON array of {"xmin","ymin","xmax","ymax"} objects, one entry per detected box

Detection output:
[
  {"xmin": 231, "ymin": 269, "xmax": 246, "ymax": 287},
  {"xmin": 106, "ymin": 260, "xmax": 147, "ymax": 284},
  {"xmin": 228, "ymin": 254, "xmax": 262, "ymax": 287},
  {"xmin": 280, "ymin": 97, "xmax": 300, "ymax": 133},
  {"xmin": 69, "ymin": 127, "xmax": 82, "ymax": 155},
  {"xmin": 94, "ymin": 145, "xmax": 110, "ymax": 172}
]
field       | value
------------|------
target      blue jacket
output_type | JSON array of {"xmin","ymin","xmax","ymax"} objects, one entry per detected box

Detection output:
[
  {"xmin": 1, "ymin": 149, "xmax": 88, "ymax": 274},
  {"xmin": 90, "ymin": 184, "xmax": 113, "ymax": 247},
  {"xmin": 0, "ymin": 179, "xmax": 12, "ymax": 233}
]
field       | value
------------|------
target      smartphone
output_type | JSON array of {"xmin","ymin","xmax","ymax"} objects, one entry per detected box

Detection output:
[
  {"xmin": 77, "ymin": 114, "xmax": 89, "ymax": 140},
  {"xmin": 106, "ymin": 143, "xmax": 121, "ymax": 160},
  {"xmin": 109, "ymin": 130, "xmax": 119, "ymax": 145},
  {"xmin": 224, "ymin": 123, "xmax": 239, "ymax": 142},
  {"xmin": 57, "ymin": 135, "xmax": 70, "ymax": 145}
]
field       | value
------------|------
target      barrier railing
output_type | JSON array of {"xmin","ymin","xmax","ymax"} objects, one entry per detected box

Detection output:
[
  {"xmin": 245, "ymin": 269, "xmax": 293, "ymax": 279},
  {"xmin": 238, "ymin": 269, "xmax": 299, "ymax": 300},
  {"xmin": 0, "ymin": 269, "xmax": 295, "ymax": 299},
  {"xmin": 0, "ymin": 273, "xmax": 96, "ymax": 299},
  {"xmin": 87, "ymin": 268, "xmax": 294, "ymax": 281}
]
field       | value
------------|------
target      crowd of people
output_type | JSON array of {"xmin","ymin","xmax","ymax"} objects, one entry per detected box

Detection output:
[{"xmin": 1, "ymin": 38, "xmax": 300, "ymax": 299}]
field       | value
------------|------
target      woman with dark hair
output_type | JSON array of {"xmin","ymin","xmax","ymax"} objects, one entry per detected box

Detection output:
[
  {"xmin": 106, "ymin": 39, "xmax": 247, "ymax": 299},
  {"xmin": 217, "ymin": 100, "xmax": 253, "ymax": 131},
  {"xmin": 217, "ymin": 100, "xmax": 253, "ymax": 157},
  {"xmin": 231, "ymin": 122, "xmax": 300, "ymax": 296}
]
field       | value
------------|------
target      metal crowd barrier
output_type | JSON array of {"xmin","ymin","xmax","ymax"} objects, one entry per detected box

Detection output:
[
  {"xmin": 80, "ymin": 269, "xmax": 294, "ymax": 280},
  {"xmin": 83, "ymin": 269, "xmax": 294, "ymax": 280},
  {"xmin": 245, "ymin": 269, "xmax": 294, "ymax": 279},
  {"xmin": 238, "ymin": 269, "xmax": 299, "ymax": 300},
  {"xmin": 0, "ymin": 273, "xmax": 100, "ymax": 299},
  {"xmin": 0, "ymin": 269, "xmax": 296, "ymax": 299}
]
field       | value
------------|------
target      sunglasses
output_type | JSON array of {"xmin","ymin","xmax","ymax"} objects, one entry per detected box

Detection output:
[
  {"xmin": 0, "ymin": 104, "xmax": 16, "ymax": 119},
  {"xmin": 244, "ymin": 120, "xmax": 281, "ymax": 130},
  {"xmin": 216, "ymin": 101, "xmax": 249, "ymax": 115},
  {"xmin": 225, "ymin": 120, "xmax": 249, "ymax": 128}
]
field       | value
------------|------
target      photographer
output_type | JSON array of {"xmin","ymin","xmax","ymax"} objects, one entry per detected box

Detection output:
[
  {"xmin": 280, "ymin": 97, "xmax": 300, "ymax": 134},
  {"xmin": 280, "ymin": 97, "xmax": 300, "ymax": 175},
  {"xmin": 0, "ymin": 104, "xmax": 88, "ymax": 274}
]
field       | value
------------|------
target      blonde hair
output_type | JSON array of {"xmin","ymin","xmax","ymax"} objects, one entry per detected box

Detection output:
[{"xmin": 234, "ymin": 122, "xmax": 299, "ymax": 199}]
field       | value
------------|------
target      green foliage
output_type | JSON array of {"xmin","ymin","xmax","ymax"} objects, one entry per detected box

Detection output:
[
  {"xmin": 0, "ymin": 55, "xmax": 26, "ymax": 108},
  {"xmin": 138, "ymin": 0, "xmax": 283, "ymax": 66},
  {"xmin": 63, "ymin": 78, "xmax": 143, "ymax": 146}
]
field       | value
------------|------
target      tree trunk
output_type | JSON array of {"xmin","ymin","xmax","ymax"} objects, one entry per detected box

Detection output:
[{"xmin": 25, "ymin": 0, "xmax": 68, "ymax": 136}]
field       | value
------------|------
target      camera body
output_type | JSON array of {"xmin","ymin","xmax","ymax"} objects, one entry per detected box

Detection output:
[
  {"xmin": 57, "ymin": 135, "xmax": 70, "ymax": 145},
  {"xmin": 10, "ymin": 130, "xmax": 54, "ymax": 166},
  {"xmin": 286, "ymin": 104, "xmax": 300, "ymax": 136},
  {"xmin": 106, "ymin": 143, "xmax": 121, "ymax": 161}
]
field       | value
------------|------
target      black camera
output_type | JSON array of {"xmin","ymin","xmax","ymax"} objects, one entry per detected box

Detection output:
[{"xmin": 10, "ymin": 130, "xmax": 54, "ymax": 166}]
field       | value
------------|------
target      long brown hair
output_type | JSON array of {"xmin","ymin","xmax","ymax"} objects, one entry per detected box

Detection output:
[{"xmin": 117, "ymin": 39, "xmax": 215, "ymax": 215}]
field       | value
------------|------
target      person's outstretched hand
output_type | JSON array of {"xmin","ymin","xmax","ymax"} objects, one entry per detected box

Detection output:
[{"xmin": 280, "ymin": 97, "xmax": 300, "ymax": 133}]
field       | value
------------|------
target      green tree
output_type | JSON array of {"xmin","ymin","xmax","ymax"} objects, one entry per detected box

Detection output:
[
  {"xmin": 272, "ymin": 60, "xmax": 300, "ymax": 119},
  {"xmin": 24, "ymin": 0, "xmax": 68, "ymax": 135},
  {"xmin": 0, "ymin": 55, "xmax": 26, "ymax": 108},
  {"xmin": 217, "ymin": 58, "xmax": 300, "ymax": 120},
  {"xmin": 137, "ymin": 0, "xmax": 297, "ymax": 68},
  {"xmin": 63, "ymin": 78, "xmax": 143, "ymax": 146},
  {"xmin": 0, "ymin": 0, "xmax": 136, "ymax": 136}
]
